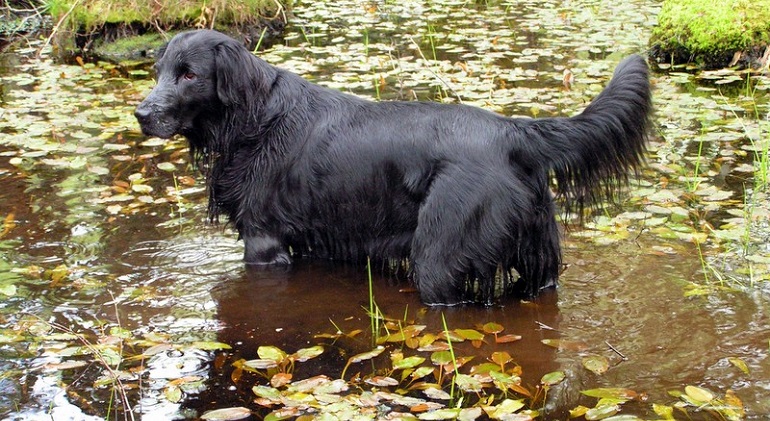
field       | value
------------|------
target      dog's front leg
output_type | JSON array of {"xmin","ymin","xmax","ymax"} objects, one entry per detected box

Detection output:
[{"xmin": 243, "ymin": 234, "xmax": 291, "ymax": 266}]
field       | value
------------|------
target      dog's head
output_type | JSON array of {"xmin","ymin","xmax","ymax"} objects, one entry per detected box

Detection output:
[{"xmin": 135, "ymin": 30, "xmax": 274, "ymax": 139}]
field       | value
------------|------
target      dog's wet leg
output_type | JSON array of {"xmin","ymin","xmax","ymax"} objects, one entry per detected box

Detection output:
[{"xmin": 243, "ymin": 234, "xmax": 292, "ymax": 266}]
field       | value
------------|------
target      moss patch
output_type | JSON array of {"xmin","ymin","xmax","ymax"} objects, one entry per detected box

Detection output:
[
  {"xmin": 91, "ymin": 32, "xmax": 174, "ymax": 61},
  {"xmin": 650, "ymin": 0, "xmax": 770, "ymax": 68}
]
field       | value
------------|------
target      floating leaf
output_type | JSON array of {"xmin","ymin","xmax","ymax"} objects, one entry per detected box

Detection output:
[
  {"xmin": 458, "ymin": 407, "xmax": 483, "ymax": 421},
  {"xmin": 470, "ymin": 363, "xmax": 501, "ymax": 378},
  {"xmin": 50, "ymin": 264, "xmax": 69, "ymax": 284},
  {"xmin": 271, "ymin": 373, "xmax": 292, "ymax": 388},
  {"xmin": 200, "ymin": 407, "xmax": 252, "ymax": 420},
  {"xmin": 490, "ymin": 351, "xmax": 512, "ymax": 367},
  {"xmin": 192, "ymin": 341, "xmax": 232, "ymax": 351},
  {"xmin": 569, "ymin": 405, "xmax": 589, "ymax": 418},
  {"xmin": 141, "ymin": 138, "xmax": 166, "ymax": 147},
  {"xmin": 291, "ymin": 345, "xmax": 324, "ymax": 362},
  {"xmin": 243, "ymin": 359, "xmax": 278, "ymax": 370},
  {"xmin": 157, "ymin": 162, "xmax": 177, "ymax": 171},
  {"xmin": 99, "ymin": 348, "xmax": 122, "ymax": 367},
  {"xmin": 599, "ymin": 415, "xmax": 642, "ymax": 421},
  {"xmin": 294, "ymin": 375, "xmax": 334, "ymax": 392},
  {"xmin": 582, "ymin": 355, "xmax": 610, "ymax": 375},
  {"xmin": 423, "ymin": 387, "xmax": 451, "ymax": 400},
  {"xmin": 454, "ymin": 328, "xmax": 484, "ymax": 341},
  {"xmin": 482, "ymin": 322, "xmax": 504, "ymax": 334},
  {"xmin": 455, "ymin": 373, "xmax": 483, "ymax": 392},
  {"xmin": 131, "ymin": 184, "xmax": 153, "ymax": 194},
  {"xmin": 728, "ymin": 357, "xmax": 750, "ymax": 375},
  {"xmin": 724, "ymin": 390, "xmax": 745, "ymax": 416},
  {"xmin": 684, "ymin": 385, "xmax": 714, "ymax": 403},
  {"xmin": 42, "ymin": 360, "xmax": 88, "ymax": 371},
  {"xmin": 0, "ymin": 330, "xmax": 25, "ymax": 344},
  {"xmin": 252, "ymin": 385, "xmax": 282, "ymax": 402},
  {"xmin": 584, "ymin": 404, "xmax": 619, "ymax": 420},
  {"xmin": 486, "ymin": 398, "xmax": 526, "ymax": 418},
  {"xmin": 348, "ymin": 347, "xmax": 385, "ymax": 363},
  {"xmin": 540, "ymin": 371, "xmax": 565, "ymax": 386},
  {"xmin": 393, "ymin": 355, "xmax": 426, "ymax": 370},
  {"xmin": 431, "ymin": 351, "xmax": 454, "ymax": 366},
  {"xmin": 258, "ymin": 345, "xmax": 288, "ymax": 363},
  {"xmin": 495, "ymin": 334, "xmax": 522, "ymax": 344},
  {"xmin": 385, "ymin": 324, "xmax": 427, "ymax": 342},
  {"xmin": 489, "ymin": 370, "xmax": 521, "ymax": 390},
  {"xmin": 419, "ymin": 341, "xmax": 450, "ymax": 352},
  {"xmin": 164, "ymin": 386, "xmax": 183, "ymax": 403},
  {"xmin": 264, "ymin": 407, "xmax": 299, "ymax": 421},
  {"xmin": 313, "ymin": 378, "xmax": 348, "ymax": 394},
  {"xmin": 365, "ymin": 376, "xmax": 399, "ymax": 387},
  {"xmin": 581, "ymin": 388, "xmax": 637, "ymax": 400},
  {"xmin": 0, "ymin": 284, "xmax": 17, "ymax": 296},
  {"xmin": 652, "ymin": 403, "xmax": 675, "ymax": 420},
  {"xmin": 411, "ymin": 366, "xmax": 435, "ymax": 380},
  {"xmin": 418, "ymin": 408, "xmax": 461, "ymax": 420}
]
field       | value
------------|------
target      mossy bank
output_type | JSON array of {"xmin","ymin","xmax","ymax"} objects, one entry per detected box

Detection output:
[
  {"xmin": 649, "ymin": 0, "xmax": 770, "ymax": 69},
  {"xmin": 47, "ymin": 0, "xmax": 291, "ymax": 60}
]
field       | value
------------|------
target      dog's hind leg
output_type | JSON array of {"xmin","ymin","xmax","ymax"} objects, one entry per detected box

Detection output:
[
  {"xmin": 508, "ymin": 182, "xmax": 561, "ymax": 297},
  {"xmin": 410, "ymin": 165, "xmax": 523, "ymax": 305},
  {"xmin": 243, "ymin": 234, "xmax": 292, "ymax": 266}
]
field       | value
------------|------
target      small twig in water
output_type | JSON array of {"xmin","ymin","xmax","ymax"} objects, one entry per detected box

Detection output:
[
  {"xmin": 535, "ymin": 321, "xmax": 556, "ymax": 331},
  {"xmin": 408, "ymin": 36, "xmax": 463, "ymax": 103},
  {"xmin": 606, "ymin": 341, "xmax": 628, "ymax": 361}
]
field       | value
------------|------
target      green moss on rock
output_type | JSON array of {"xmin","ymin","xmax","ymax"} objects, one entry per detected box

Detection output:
[
  {"xmin": 47, "ymin": 0, "xmax": 290, "ymax": 58},
  {"xmin": 650, "ymin": 0, "xmax": 770, "ymax": 68},
  {"xmin": 91, "ymin": 32, "xmax": 174, "ymax": 61},
  {"xmin": 48, "ymin": 0, "xmax": 287, "ymax": 32}
]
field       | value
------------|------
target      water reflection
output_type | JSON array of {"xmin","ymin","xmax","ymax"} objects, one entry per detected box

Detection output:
[
  {"xmin": 560, "ymin": 239, "xmax": 770, "ymax": 415},
  {"xmin": 198, "ymin": 262, "xmax": 563, "ymax": 416}
]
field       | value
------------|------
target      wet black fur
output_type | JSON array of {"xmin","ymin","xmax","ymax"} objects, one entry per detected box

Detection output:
[{"xmin": 135, "ymin": 30, "xmax": 652, "ymax": 305}]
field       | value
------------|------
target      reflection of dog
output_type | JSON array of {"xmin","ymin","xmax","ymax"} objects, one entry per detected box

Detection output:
[{"xmin": 135, "ymin": 30, "xmax": 651, "ymax": 305}]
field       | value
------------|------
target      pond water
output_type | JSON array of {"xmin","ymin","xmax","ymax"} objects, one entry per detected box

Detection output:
[{"xmin": 1, "ymin": 0, "xmax": 769, "ymax": 420}]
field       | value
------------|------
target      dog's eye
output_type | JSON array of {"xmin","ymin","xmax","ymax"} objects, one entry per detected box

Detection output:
[{"xmin": 182, "ymin": 72, "xmax": 197, "ymax": 81}]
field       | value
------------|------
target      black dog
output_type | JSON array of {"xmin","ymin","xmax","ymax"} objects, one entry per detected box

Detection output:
[{"xmin": 135, "ymin": 30, "xmax": 651, "ymax": 305}]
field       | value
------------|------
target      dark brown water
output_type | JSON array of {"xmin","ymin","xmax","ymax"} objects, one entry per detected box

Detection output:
[{"xmin": 1, "ymin": 0, "xmax": 769, "ymax": 419}]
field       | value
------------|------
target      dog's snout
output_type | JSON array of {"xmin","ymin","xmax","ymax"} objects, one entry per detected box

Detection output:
[{"xmin": 134, "ymin": 103, "xmax": 152, "ymax": 123}]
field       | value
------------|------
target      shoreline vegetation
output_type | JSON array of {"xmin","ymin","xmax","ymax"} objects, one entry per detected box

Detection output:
[
  {"xmin": 1, "ymin": 0, "xmax": 768, "ymax": 68},
  {"xmin": 1, "ymin": 0, "xmax": 291, "ymax": 59}
]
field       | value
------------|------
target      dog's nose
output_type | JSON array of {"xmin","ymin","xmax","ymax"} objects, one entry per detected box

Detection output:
[{"xmin": 134, "ymin": 104, "xmax": 151, "ymax": 123}]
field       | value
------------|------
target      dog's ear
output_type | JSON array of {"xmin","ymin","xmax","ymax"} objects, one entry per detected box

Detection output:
[{"xmin": 214, "ymin": 40, "xmax": 275, "ymax": 108}]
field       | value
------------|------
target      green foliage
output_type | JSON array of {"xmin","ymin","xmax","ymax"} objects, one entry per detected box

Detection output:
[{"xmin": 651, "ymin": 0, "xmax": 770, "ymax": 59}]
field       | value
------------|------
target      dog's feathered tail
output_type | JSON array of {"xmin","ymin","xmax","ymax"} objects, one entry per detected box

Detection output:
[{"xmin": 515, "ymin": 55, "xmax": 652, "ymax": 216}]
